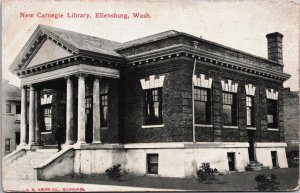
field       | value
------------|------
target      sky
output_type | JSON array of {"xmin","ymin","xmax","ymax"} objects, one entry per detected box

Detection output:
[{"xmin": 2, "ymin": 0, "xmax": 299, "ymax": 91}]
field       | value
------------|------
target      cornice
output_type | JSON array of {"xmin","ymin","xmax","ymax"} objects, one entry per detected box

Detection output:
[
  {"xmin": 123, "ymin": 44, "xmax": 290, "ymax": 81},
  {"xmin": 16, "ymin": 54, "xmax": 124, "ymax": 78}
]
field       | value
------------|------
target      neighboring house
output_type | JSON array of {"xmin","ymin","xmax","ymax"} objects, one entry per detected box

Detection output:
[
  {"xmin": 283, "ymin": 88, "xmax": 299, "ymax": 151},
  {"xmin": 4, "ymin": 25, "xmax": 291, "ymax": 180},
  {"xmin": 2, "ymin": 80, "xmax": 21, "ymax": 156}
]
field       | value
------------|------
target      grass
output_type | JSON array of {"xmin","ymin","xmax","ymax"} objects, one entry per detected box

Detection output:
[{"xmin": 48, "ymin": 168, "xmax": 299, "ymax": 191}]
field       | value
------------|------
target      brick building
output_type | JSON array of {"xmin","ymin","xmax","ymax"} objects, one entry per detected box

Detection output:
[
  {"xmin": 2, "ymin": 80, "xmax": 21, "ymax": 156},
  {"xmin": 4, "ymin": 25, "xmax": 290, "ymax": 180}
]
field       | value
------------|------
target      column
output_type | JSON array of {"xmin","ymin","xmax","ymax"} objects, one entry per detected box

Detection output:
[
  {"xmin": 20, "ymin": 86, "xmax": 27, "ymax": 146},
  {"xmin": 76, "ymin": 73, "xmax": 86, "ymax": 144},
  {"xmin": 35, "ymin": 90, "xmax": 41, "ymax": 145},
  {"xmin": 65, "ymin": 76, "xmax": 74, "ymax": 145},
  {"xmin": 93, "ymin": 77, "xmax": 101, "ymax": 143},
  {"xmin": 28, "ymin": 85, "xmax": 36, "ymax": 146}
]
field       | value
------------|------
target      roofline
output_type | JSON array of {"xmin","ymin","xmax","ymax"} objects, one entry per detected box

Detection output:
[{"xmin": 116, "ymin": 30, "xmax": 283, "ymax": 67}]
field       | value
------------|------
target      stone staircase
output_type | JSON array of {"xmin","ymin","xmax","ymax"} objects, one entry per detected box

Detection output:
[
  {"xmin": 3, "ymin": 149, "xmax": 58, "ymax": 180},
  {"xmin": 245, "ymin": 161, "xmax": 269, "ymax": 171}
]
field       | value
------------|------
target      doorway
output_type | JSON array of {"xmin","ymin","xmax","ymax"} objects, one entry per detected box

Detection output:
[
  {"xmin": 227, "ymin": 152, "xmax": 236, "ymax": 171},
  {"xmin": 85, "ymin": 96, "xmax": 93, "ymax": 143},
  {"xmin": 247, "ymin": 130, "xmax": 255, "ymax": 161},
  {"xmin": 271, "ymin": 151, "xmax": 277, "ymax": 167}
]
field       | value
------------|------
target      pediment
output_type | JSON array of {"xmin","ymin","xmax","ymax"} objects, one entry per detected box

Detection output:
[{"xmin": 26, "ymin": 39, "xmax": 73, "ymax": 68}]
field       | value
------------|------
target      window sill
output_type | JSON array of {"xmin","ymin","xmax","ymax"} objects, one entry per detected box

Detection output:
[
  {"xmin": 247, "ymin": 127, "xmax": 256, "ymax": 130},
  {"xmin": 268, "ymin": 128, "xmax": 279, "ymax": 131},
  {"xmin": 142, "ymin": 124, "xmax": 164, "ymax": 128},
  {"xmin": 101, "ymin": 127, "xmax": 108, "ymax": 130},
  {"xmin": 195, "ymin": 124, "xmax": 213, "ymax": 128},
  {"xmin": 41, "ymin": 131, "xmax": 52, "ymax": 134},
  {"xmin": 223, "ymin": 125, "xmax": 238, "ymax": 129}
]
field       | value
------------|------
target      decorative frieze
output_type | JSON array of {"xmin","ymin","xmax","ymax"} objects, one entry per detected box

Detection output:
[
  {"xmin": 193, "ymin": 74, "xmax": 212, "ymax": 88},
  {"xmin": 266, "ymin": 89, "xmax": 278, "ymax": 100},
  {"xmin": 140, "ymin": 75, "xmax": 165, "ymax": 90},
  {"xmin": 221, "ymin": 79, "xmax": 238, "ymax": 93},
  {"xmin": 245, "ymin": 84, "xmax": 256, "ymax": 96}
]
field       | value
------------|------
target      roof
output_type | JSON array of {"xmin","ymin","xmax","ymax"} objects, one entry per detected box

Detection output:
[
  {"xmin": 2, "ymin": 80, "xmax": 21, "ymax": 100},
  {"xmin": 9, "ymin": 25, "xmax": 122, "ymax": 72},
  {"xmin": 116, "ymin": 30, "xmax": 180, "ymax": 50},
  {"xmin": 40, "ymin": 25, "xmax": 122, "ymax": 57}
]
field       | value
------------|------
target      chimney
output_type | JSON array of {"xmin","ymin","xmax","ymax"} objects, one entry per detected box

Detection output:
[{"xmin": 266, "ymin": 32, "xmax": 283, "ymax": 65}]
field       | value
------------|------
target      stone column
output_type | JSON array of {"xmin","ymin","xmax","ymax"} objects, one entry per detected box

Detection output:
[
  {"xmin": 76, "ymin": 73, "xmax": 86, "ymax": 144},
  {"xmin": 28, "ymin": 85, "xmax": 36, "ymax": 146},
  {"xmin": 93, "ymin": 77, "xmax": 101, "ymax": 143},
  {"xmin": 20, "ymin": 86, "xmax": 27, "ymax": 146},
  {"xmin": 35, "ymin": 90, "xmax": 41, "ymax": 145},
  {"xmin": 65, "ymin": 76, "xmax": 75, "ymax": 145}
]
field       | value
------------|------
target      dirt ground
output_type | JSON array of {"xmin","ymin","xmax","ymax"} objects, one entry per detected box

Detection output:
[{"xmin": 49, "ymin": 168, "xmax": 299, "ymax": 191}]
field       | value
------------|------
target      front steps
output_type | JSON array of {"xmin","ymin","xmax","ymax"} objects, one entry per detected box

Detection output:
[
  {"xmin": 245, "ymin": 161, "xmax": 269, "ymax": 171},
  {"xmin": 3, "ymin": 149, "xmax": 57, "ymax": 180}
]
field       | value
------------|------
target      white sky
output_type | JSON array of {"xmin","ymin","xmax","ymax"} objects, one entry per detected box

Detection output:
[{"xmin": 2, "ymin": 0, "xmax": 299, "ymax": 91}]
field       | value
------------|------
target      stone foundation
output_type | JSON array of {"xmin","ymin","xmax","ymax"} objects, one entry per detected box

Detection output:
[{"xmin": 72, "ymin": 142, "xmax": 288, "ymax": 178}]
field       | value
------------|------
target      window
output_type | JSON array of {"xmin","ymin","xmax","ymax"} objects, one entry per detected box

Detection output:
[
  {"xmin": 44, "ymin": 107, "xmax": 52, "ymax": 131},
  {"xmin": 246, "ymin": 96, "xmax": 254, "ymax": 126},
  {"xmin": 85, "ymin": 97, "xmax": 92, "ymax": 109},
  {"xmin": 222, "ymin": 92, "xmax": 237, "ymax": 126},
  {"xmin": 16, "ymin": 105, "xmax": 21, "ymax": 114},
  {"xmin": 267, "ymin": 99, "xmax": 278, "ymax": 128},
  {"xmin": 194, "ymin": 87, "xmax": 211, "ymax": 124},
  {"xmin": 147, "ymin": 154, "xmax": 158, "ymax": 174},
  {"xmin": 100, "ymin": 94, "xmax": 108, "ymax": 127},
  {"xmin": 144, "ymin": 88, "xmax": 163, "ymax": 125},
  {"xmin": 6, "ymin": 104, "xmax": 11, "ymax": 114},
  {"xmin": 5, "ymin": 139, "xmax": 10, "ymax": 152}
]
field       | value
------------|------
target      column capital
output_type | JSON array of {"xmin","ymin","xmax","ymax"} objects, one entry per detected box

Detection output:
[
  {"xmin": 75, "ymin": 72, "xmax": 87, "ymax": 78},
  {"xmin": 64, "ymin": 75, "xmax": 72, "ymax": 80},
  {"xmin": 29, "ymin": 84, "xmax": 35, "ymax": 90}
]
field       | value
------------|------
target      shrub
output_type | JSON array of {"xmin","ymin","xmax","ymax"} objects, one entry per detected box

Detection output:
[
  {"xmin": 105, "ymin": 164, "xmax": 122, "ymax": 181},
  {"xmin": 196, "ymin": 162, "xmax": 219, "ymax": 183},
  {"xmin": 255, "ymin": 174, "xmax": 280, "ymax": 191}
]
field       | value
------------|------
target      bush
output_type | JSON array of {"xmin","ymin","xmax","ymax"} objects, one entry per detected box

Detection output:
[
  {"xmin": 255, "ymin": 174, "xmax": 280, "ymax": 191},
  {"xmin": 105, "ymin": 164, "xmax": 122, "ymax": 181},
  {"xmin": 196, "ymin": 162, "xmax": 219, "ymax": 183}
]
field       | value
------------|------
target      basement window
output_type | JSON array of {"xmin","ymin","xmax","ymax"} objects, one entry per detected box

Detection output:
[
  {"xmin": 271, "ymin": 151, "xmax": 278, "ymax": 167},
  {"xmin": 147, "ymin": 154, "xmax": 159, "ymax": 174}
]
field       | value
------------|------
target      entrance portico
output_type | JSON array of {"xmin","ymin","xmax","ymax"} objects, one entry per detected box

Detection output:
[{"xmin": 18, "ymin": 63, "xmax": 120, "ymax": 149}]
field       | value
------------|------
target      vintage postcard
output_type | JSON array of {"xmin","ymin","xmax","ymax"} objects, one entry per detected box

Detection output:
[{"xmin": 2, "ymin": 0, "xmax": 299, "ymax": 192}]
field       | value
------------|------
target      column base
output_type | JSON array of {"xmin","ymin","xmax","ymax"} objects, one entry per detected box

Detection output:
[
  {"xmin": 92, "ymin": 140, "xmax": 102, "ymax": 144},
  {"xmin": 74, "ymin": 141, "xmax": 87, "ymax": 149},
  {"xmin": 17, "ymin": 142, "xmax": 27, "ymax": 149},
  {"xmin": 64, "ymin": 140, "xmax": 75, "ymax": 145}
]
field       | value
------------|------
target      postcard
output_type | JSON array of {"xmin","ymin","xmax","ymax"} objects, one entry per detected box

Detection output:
[{"xmin": 2, "ymin": 0, "xmax": 299, "ymax": 192}]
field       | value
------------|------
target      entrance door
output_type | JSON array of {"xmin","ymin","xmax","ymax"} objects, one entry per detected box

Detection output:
[
  {"xmin": 85, "ymin": 96, "xmax": 93, "ymax": 143},
  {"xmin": 271, "ymin": 151, "xmax": 277, "ymax": 167},
  {"xmin": 248, "ymin": 130, "xmax": 255, "ymax": 161}
]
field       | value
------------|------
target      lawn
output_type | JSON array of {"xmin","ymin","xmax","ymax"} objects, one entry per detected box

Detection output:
[{"xmin": 48, "ymin": 168, "xmax": 299, "ymax": 191}]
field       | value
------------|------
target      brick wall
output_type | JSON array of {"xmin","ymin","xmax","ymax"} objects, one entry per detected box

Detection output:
[
  {"xmin": 283, "ymin": 89, "xmax": 299, "ymax": 150},
  {"xmin": 122, "ymin": 56, "xmax": 285, "ymax": 143}
]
